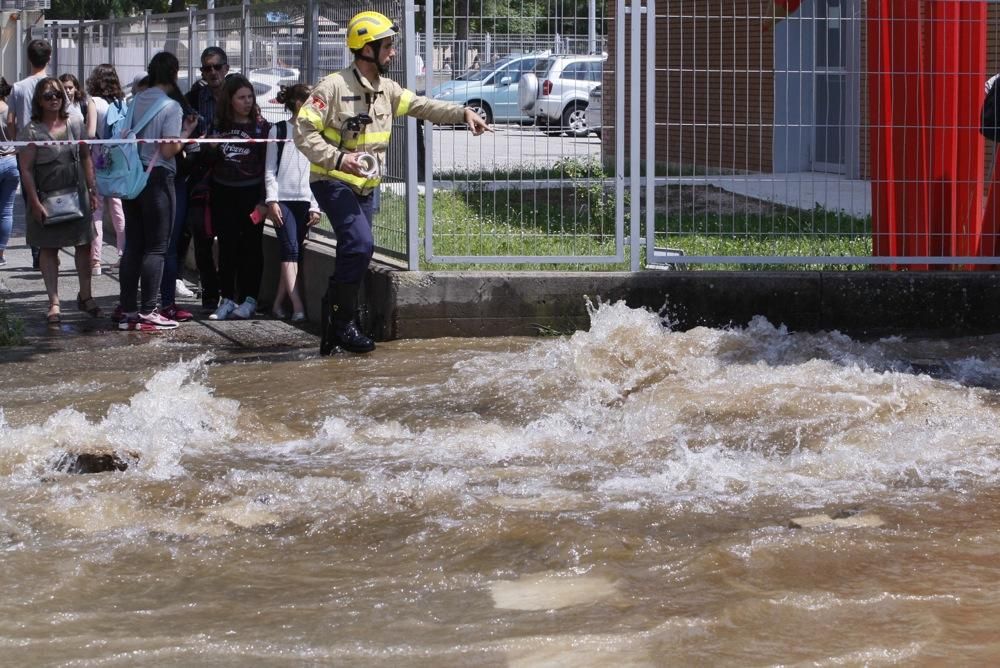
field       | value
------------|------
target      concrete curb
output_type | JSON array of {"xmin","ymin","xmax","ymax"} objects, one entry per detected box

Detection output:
[{"xmin": 258, "ymin": 221, "xmax": 1000, "ymax": 340}]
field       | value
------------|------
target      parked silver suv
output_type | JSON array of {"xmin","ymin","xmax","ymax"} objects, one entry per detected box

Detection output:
[{"xmin": 518, "ymin": 53, "xmax": 606, "ymax": 137}]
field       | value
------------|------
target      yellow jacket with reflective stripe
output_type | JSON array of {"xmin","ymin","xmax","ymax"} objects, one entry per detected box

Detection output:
[{"xmin": 292, "ymin": 64, "xmax": 466, "ymax": 195}]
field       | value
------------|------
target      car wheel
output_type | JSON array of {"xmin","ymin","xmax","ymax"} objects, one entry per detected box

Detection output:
[
  {"xmin": 518, "ymin": 73, "xmax": 539, "ymax": 112},
  {"xmin": 466, "ymin": 100, "xmax": 493, "ymax": 125},
  {"xmin": 562, "ymin": 103, "xmax": 589, "ymax": 137}
]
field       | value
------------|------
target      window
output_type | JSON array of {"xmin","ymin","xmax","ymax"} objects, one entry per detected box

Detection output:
[{"xmin": 561, "ymin": 62, "xmax": 587, "ymax": 80}]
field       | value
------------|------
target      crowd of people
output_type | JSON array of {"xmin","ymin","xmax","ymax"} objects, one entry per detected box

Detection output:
[
  {"xmin": 2, "ymin": 39, "xmax": 318, "ymax": 331},
  {"xmin": 1, "ymin": 11, "xmax": 489, "ymax": 352}
]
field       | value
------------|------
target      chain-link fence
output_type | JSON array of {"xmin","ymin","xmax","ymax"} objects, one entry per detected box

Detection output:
[{"xmin": 41, "ymin": 1, "xmax": 999, "ymax": 272}]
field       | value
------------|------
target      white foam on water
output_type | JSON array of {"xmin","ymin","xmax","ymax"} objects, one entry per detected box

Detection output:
[
  {"xmin": 6, "ymin": 301, "xmax": 1000, "ymax": 525},
  {"xmin": 298, "ymin": 301, "xmax": 1000, "ymax": 515},
  {"xmin": 489, "ymin": 570, "xmax": 618, "ymax": 610},
  {"xmin": 0, "ymin": 354, "xmax": 239, "ymax": 481}
]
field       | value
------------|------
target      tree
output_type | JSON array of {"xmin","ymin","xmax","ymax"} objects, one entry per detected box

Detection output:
[{"xmin": 46, "ymin": 0, "xmax": 169, "ymax": 20}]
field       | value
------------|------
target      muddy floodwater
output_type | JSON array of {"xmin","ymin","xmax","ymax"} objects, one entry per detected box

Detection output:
[{"xmin": 3, "ymin": 302, "xmax": 1000, "ymax": 665}]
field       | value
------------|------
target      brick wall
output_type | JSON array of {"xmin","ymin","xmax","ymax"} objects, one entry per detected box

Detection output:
[
  {"xmin": 604, "ymin": 0, "xmax": 776, "ymax": 174},
  {"xmin": 604, "ymin": 2, "xmax": 999, "ymax": 181}
]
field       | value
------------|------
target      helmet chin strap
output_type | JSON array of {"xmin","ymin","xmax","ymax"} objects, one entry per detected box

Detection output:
[{"xmin": 356, "ymin": 41, "xmax": 390, "ymax": 75}]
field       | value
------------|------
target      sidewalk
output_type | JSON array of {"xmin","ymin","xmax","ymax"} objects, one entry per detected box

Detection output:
[{"xmin": 0, "ymin": 199, "xmax": 320, "ymax": 354}]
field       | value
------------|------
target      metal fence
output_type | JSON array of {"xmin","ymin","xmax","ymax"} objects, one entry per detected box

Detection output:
[
  {"xmin": 419, "ymin": 0, "xmax": 1000, "ymax": 270},
  {"xmin": 32, "ymin": 0, "xmax": 998, "ymax": 271}
]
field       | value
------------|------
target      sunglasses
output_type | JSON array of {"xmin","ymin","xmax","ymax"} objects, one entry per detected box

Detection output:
[
  {"xmin": 200, "ymin": 63, "xmax": 226, "ymax": 73},
  {"xmin": 41, "ymin": 91, "xmax": 62, "ymax": 102}
]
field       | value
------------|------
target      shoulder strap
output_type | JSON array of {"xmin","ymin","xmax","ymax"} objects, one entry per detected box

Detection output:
[
  {"xmin": 65, "ymin": 119, "xmax": 80, "ymax": 164},
  {"xmin": 123, "ymin": 95, "xmax": 172, "ymax": 138},
  {"xmin": 276, "ymin": 120, "xmax": 287, "ymax": 167}
]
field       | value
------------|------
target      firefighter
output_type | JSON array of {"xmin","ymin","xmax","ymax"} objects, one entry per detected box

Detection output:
[{"xmin": 293, "ymin": 10, "xmax": 490, "ymax": 355}]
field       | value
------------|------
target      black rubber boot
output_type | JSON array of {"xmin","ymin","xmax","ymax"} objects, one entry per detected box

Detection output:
[{"xmin": 322, "ymin": 282, "xmax": 375, "ymax": 354}]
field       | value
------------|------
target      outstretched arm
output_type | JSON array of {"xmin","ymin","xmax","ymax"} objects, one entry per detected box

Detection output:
[{"xmin": 463, "ymin": 108, "xmax": 491, "ymax": 135}]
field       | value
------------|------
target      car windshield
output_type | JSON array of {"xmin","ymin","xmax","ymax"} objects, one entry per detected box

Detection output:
[{"xmin": 458, "ymin": 55, "xmax": 522, "ymax": 82}]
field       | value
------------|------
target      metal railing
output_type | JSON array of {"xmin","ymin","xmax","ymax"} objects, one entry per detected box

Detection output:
[{"xmin": 30, "ymin": 0, "xmax": 995, "ymax": 271}]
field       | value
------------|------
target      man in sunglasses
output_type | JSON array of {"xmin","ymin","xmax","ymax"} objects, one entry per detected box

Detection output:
[
  {"xmin": 181, "ymin": 46, "xmax": 229, "ymax": 313},
  {"xmin": 185, "ymin": 46, "xmax": 229, "ymax": 136}
]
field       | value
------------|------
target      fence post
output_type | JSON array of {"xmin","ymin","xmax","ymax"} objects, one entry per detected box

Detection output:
[
  {"xmin": 304, "ymin": 0, "xmax": 317, "ymax": 85},
  {"xmin": 144, "ymin": 10, "xmax": 151, "ymax": 67},
  {"xmin": 108, "ymin": 16, "xmax": 115, "ymax": 66},
  {"xmin": 422, "ymin": 0, "xmax": 436, "ymax": 262},
  {"xmin": 628, "ymin": 0, "xmax": 642, "ymax": 271},
  {"xmin": 77, "ymin": 18, "xmax": 85, "ymax": 84},
  {"xmin": 643, "ymin": 0, "xmax": 655, "ymax": 264},
  {"xmin": 404, "ymin": 0, "xmax": 418, "ymax": 270},
  {"xmin": 615, "ymin": 0, "xmax": 626, "ymax": 266},
  {"xmin": 187, "ymin": 7, "xmax": 196, "ymax": 92},
  {"xmin": 241, "ymin": 0, "xmax": 249, "ymax": 73}
]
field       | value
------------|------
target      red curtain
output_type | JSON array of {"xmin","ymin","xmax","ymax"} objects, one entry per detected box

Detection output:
[{"xmin": 868, "ymin": 0, "xmax": 986, "ymax": 269}]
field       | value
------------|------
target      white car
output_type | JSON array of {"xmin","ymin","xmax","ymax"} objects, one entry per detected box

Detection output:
[
  {"xmin": 585, "ymin": 84, "xmax": 602, "ymax": 137},
  {"xmin": 518, "ymin": 54, "xmax": 606, "ymax": 137},
  {"xmin": 248, "ymin": 67, "xmax": 301, "ymax": 123}
]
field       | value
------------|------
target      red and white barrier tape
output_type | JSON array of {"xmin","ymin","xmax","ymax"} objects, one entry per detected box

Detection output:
[{"xmin": 1, "ymin": 136, "xmax": 294, "ymax": 148}]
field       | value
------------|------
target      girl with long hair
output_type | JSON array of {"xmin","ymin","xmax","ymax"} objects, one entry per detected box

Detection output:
[
  {"xmin": 265, "ymin": 83, "xmax": 320, "ymax": 321},
  {"xmin": 84, "ymin": 64, "xmax": 127, "ymax": 274},
  {"xmin": 207, "ymin": 74, "xmax": 271, "ymax": 321},
  {"xmin": 117, "ymin": 52, "xmax": 197, "ymax": 332}
]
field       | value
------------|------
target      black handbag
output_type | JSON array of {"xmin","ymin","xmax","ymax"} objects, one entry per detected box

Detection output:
[
  {"xmin": 32, "ymin": 119, "xmax": 87, "ymax": 224},
  {"xmin": 39, "ymin": 187, "xmax": 84, "ymax": 225}
]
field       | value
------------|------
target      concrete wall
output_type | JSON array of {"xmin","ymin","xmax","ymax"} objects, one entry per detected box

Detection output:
[{"xmin": 250, "ymin": 230, "xmax": 1000, "ymax": 341}]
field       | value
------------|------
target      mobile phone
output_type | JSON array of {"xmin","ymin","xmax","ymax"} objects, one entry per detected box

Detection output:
[{"xmin": 249, "ymin": 208, "xmax": 263, "ymax": 225}]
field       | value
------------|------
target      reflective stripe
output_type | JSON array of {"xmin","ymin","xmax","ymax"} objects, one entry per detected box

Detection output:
[
  {"xmin": 322, "ymin": 127, "xmax": 342, "ymax": 145},
  {"xmin": 361, "ymin": 130, "xmax": 391, "ymax": 145},
  {"xmin": 310, "ymin": 163, "xmax": 380, "ymax": 190},
  {"xmin": 298, "ymin": 105, "xmax": 324, "ymax": 129},
  {"xmin": 395, "ymin": 89, "xmax": 414, "ymax": 116}
]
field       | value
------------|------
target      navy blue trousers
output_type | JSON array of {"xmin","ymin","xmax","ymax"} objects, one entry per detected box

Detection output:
[{"xmin": 310, "ymin": 179, "xmax": 374, "ymax": 284}]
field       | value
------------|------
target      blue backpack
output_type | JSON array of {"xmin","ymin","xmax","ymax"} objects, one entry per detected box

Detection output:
[{"xmin": 95, "ymin": 96, "xmax": 171, "ymax": 200}]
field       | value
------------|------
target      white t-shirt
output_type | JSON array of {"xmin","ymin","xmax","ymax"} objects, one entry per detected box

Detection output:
[
  {"xmin": 9, "ymin": 72, "xmax": 46, "ymax": 133},
  {"xmin": 91, "ymin": 96, "xmax": 109, "ymax": 137},
  {"xmin": 264, "ymin": 119, "xmax": 319, "ymax": 211}
]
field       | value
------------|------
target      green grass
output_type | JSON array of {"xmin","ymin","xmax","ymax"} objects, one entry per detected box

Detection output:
[
  {"xmin": 321, "ymin": 159, "xmax": 876, "ymax": 271},
  {"xmin": 404, "ymin": 188, "xmax": 871, "ymax": 271},
  {"xmin": 656, "ymin": 207, "xmax": 872, "ymax": 270}
]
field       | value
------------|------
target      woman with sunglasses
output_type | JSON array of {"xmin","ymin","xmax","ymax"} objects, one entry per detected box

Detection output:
[{"xmin": 16, "ymin": 77, "xmax": 100, "ymax": 323}]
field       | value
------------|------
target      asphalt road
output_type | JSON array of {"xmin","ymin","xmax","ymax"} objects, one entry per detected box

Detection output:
[{"xmin": 428, "ymin": 123, "xmax": 602, "ymax": 172}]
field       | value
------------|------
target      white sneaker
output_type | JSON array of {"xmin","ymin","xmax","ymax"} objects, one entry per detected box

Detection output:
[
  {"xmin": 209, "ymin": 298, "xmax": 237, "ymax": 321},
  {"xmin": 230, "ymin": 296, "xmax": 257, "ymax": 320},
  {"xmin": 291, "ymin": 311, "xmax": 306, "ymax": 323},
  {"xmin": 175, "ymin": 279, "xmax": 195, "ymax": 298},
  {"xmin": 138, "ymin": 308, "xmax": 179, "ymax": 330}
]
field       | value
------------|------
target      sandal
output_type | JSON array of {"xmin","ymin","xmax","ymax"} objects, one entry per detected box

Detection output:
[
  {"xmin": 46, "ymin": 304, "xmax": 60, "ymax": 324},
  {"xmin": 77, "ymin": 294, "xmax": 102, "ymax": 318}
]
